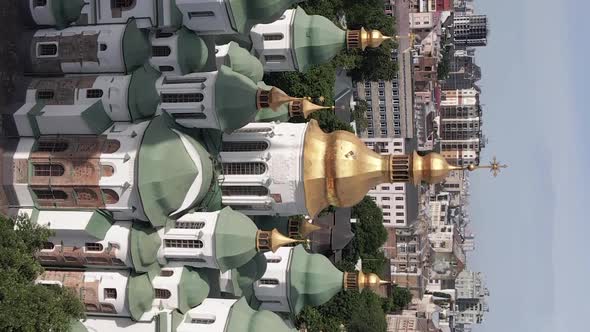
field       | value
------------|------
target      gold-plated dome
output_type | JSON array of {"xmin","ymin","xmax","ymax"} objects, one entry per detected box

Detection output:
[
  {"xmin": 347, "ymin": 27, "xmax": 392, "ymax": 50},
  {"xmin": 343, "ymin": 271, "xmax": 390, "ymax": 291},
  {"xmin": 256, "ymin": 229, "xmax": 305, "ymax": 253},
  {"xmin": 412, "ymin": 151, "xmax": 462, "ymax": 185},
  {"xmin": 289, "ymin": 99, "xmax": 334, "ymax": 118},
  {"xmin": 302, "ymin": 121, "xmax": 461, "ymax": 217}
]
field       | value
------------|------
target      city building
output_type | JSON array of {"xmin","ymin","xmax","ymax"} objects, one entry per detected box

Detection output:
[
  {"xmin": 452, "ymin": 15, "xmax": 488, "ymax": 47},
  {"xmin": 390, "ymin": 228, "xmax": 432, "ymax": 298},
  {"xmin": 357, "ymin": 77, "xmax": 405, "ymax": 138},
  {"xmin": 454, "ymin": 270, "xmax": 490, "ymax": 326}
]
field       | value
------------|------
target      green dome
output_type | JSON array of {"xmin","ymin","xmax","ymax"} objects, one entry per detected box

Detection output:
[
  {"xmin": 227, "ymin": 0, "xmax": 302, "ymax": 34},
  {"xmin": 176, "ymin": 28, "xmax": 209, "ymax": 74},
  {"xmin": 288, "ymin": 245, "xmax": 344, "ymax": 314},
  {"xmin": 214, "ymin": 207, "xmax": 259, "ymax": 272},
  {"xmin": 127, "ymin": 273, "xmax": 155, "ymax": 321},
  {"xmin": 252, "ymin": 215, "xmax": 290, "ymax": 234},
  {"xmin": 292, "ymin": 6, "xmax": 347, "ymax": 72},
  {"xmin": 52, "ymin": 0, "xmax": 85, "ymax": 29},
  {"xmin": 254, "ymin": 82, "xmax": 290, "ymax": 122},
  {"xmin": 224, "ymin": 42, "xmax": 264, "ymax": 83},
  {"xmin": 226, "ymin": 298, "xmax": 296, "ymax": 332},
  {"xmin": 129, "ymin": 222, "xmax": 162, "ymax": 274},
  {"xmin": 138, "ymin": 115, "xmax": 214, "ymax": 227},
  {"xmin": 123, "ymin": 20, "xmax": 151, "ymax": 73},
  {"xmin": 177, "ymin": 267, "xmax": 209, "ymax": 313},
  {"xmin": 128, "ymin": 65, "xmax": 161, "ymax": 121},
  {"xmin": 215, "ymin": 65, "xmax": 260, "ymax": 133},
  {"xmin": 229, "ymin": 252, "xmax": 268, "ymax": 306}
]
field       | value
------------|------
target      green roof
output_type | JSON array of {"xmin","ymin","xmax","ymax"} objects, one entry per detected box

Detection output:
[
  {"xmin": 292, "ymin": 6, "xmax": 347, "ymax": 72},
  {"xmin": 225, "ymin": 42, "xmax": 264, "ymax": 83},
  {"xmin": 80, "ymin": 100, "xmax": 113, "ymax": 134},
  {"xmin": 214, "ymin": 65, "xmax": 260, "ymax": 133},
  {"xmin": 288, "ymin": 245, "xmax": 344, "ymax": 314},
  {"xmin": 127, "ymin": 273, "xmax": 155, "ymax": 321},
  {"xmin": 129, "ymin": 222, "xmax": 162, "ymax": 274},
  {"xmin": 123, "ymin": 20, "xmax": 151, "ymax": 74},
  {"xmin": 128, "ymin": 65, "xmax": 161, "ymax": 121},
  {"xmin": 230, "ymin": 252, "xmax": 267, "ymax": 305},
  {"xmin": 227, "ymin": 0, "xmax": 301, "ymax": 34},
  {"xmin": 176, "ymin": 28, "xmax": 209, "ymax": 74},
  {"xmin": 214, "ymin": 207, "xmax": 259, "ymax": 272},
  {"xmin": 170, "ymin": 0, "xmax": 183, "ymax": 29},
  {"xmin": 226, "ymin": 298, "xmax": 296, "ymax": 332},
  {"xmin": 85, "ymin": 210, "xmax": 114, "ymax": 239},
  {"xmin": 51, "ymin": 0, "xmax": 85, "ymax": 29},
  {"xmin": 254, "ymin": 82, "xmax": 290, "ymax": 122},
  {"xmin": 137, "ymin": 115, "xmax": 214, "ymax": 227},
  {"xmin": 177, "ymin": 267, "xmax": 209, "ymax": 313},
  {"xmin": 252, "ymin": 215, "xmax": 290, "ymax": 234}
]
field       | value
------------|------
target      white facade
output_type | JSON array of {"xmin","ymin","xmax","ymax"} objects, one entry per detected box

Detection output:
[
  {"xmin": 363, "ymin": 138, "xmax": 408, "ymax": 227},
  {"xmin": 220, "ymin": 122, "xmax": 308, "ymax": 216},
  {"xmin": 440, "ymin": 88, "xmax": 478, "ymax": 107},
  {"xmin": 410, "ymin": 12, "xmax": 436, "ymax": 30},
  {"xmin": 176, "ymin": 0, "xmax": 236, "ymax": 35},
  {"xmin": 32, "ymin": 25, "xmax": 127, "ymax": 73},
  {"xmin": 155, "ymin": 72, "xmax": 220, "ymax": 130},
  {"xmin": 254, "ymin": 247, "xmax": 292, "ymax": 312},
  {"xmin": 175, "ymin": 298, "xmax": 234, "ymax": 332},
  {"xmin": 250, "ymin": 10, "xmax": 297, "ymax": 72}
]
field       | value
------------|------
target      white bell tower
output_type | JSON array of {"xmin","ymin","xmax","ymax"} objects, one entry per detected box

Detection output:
[{"xmin": 249, "ymin": 10, "xmax": 297, "ymax": 72}]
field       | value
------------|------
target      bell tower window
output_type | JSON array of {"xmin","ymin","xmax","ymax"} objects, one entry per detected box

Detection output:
[
  {"xmin": 161, "ymin": 93, "xmax": 204, "ymax": 103},
  {"xmin": 222, "ymin": 162, "xmax": 267, "ymax": 175},
  {"xmin": 86, "ymin": 89, "xmax": 103, "ymax": 98},
  {"xmin": 263, "ymin": 34, "xmax": 284, "ymax": 41},
  {"xmin": 37, "ymin": 43, "xmax": 58, "ymax": 57},
  {"xmin": 221, "ymin": 141, "xmax": 269, "ymax": 152},
  {"xmin": 152, "ymin": 46, "xmax": 171, "ymax": 57},
  {"xmin": 264, "ymin": 55, "xmax": 286, "ymax": 63},
  {"xmin": 221, "ymin": 186, "xmax": 269, "ymax": 196},
  {"xmin": 188, "ymin": 11, "xmax": 215, "ymax": 19},
  {"xmin": 33, "ymin": 164, "xmax": 65, "ymax": 177}
]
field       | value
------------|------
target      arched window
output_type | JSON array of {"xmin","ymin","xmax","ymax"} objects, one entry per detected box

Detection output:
[
  {"xmin": 191, "ymin": 317, "xmax": 216, "ymax": 324},
  {"xmin": 174, "ymin": 221, "xmax": 205, "ymax": 229},
  {"xmin": 101, "ymin": 140, "xmax": 120, "ymax": 154},
  {"xmin": 161, "ymin": 93, "xmax": 204, "ymax": 103},
  {"xmin": 171, "ymin": 112, "xmax": 207, "ymax": 120},
  {"xmin": 37, "ymin": 43, "xmax": 58, "ymax": 57},
  {"xmin": 101, "ymin": 165, "xmax": 115, "ymax": 177},
  {"xmin": 42, "ymin": 242, "xmax": 55, "ymax": 250},
  {"xmin": 85, "ymin": 243, "xmax": 103, "ymax": 252},
  {"xmin": 155, "ymin": 289, "xmax": 171, "ymax": 299},
  {"xmin": 36, "ymin": 90, "xmax": 54, "ymax": 100},
  {"xmin": 160, "ymin": 270, "xmax": 174, "ymax": 277},
  {"xmin": 264, "ymin": 55, "xmax": 286, "ymax": 63},
  {"xmin": 34, "ymin": 0, "xmax": 47, "ymax": 7},
  {"xmin": 164, "ymin": 239, "xmax": 203, "ymax": 248},
  {"xmin": 221, "ymin": 186, "xmax": 269, "ymax": 196},
  {"xmin": 104, "ymin": 288, "xmax": 117, "ymax": 299},
  {"xmin": 112, "ymin": 0, "xmax": 135, "ymax": 9},
  {"xmin": 33, "ymin": 189, "xmax": 67, "ymax": 200},
  {"xmin": 152, "ymin": 46, "xmax": 171, "ymax": 57},
  {"xmin": 188, "ymin": 11, "xmax": 215, "ymax": 18},
  {"xmin": 156, "ymin": 31, "xmax": 173, "ymax": 38},
  {"xmin": 75, "ymin": 189, "xmax": 98, "ymax": 202},
  {"xmin": 259, "ymin": 279, "xmax": 280, "ymax": 285},
  {"xmin": 36, "ymin": 141, "xmax": 68, "ymax": 152},
  {"xmin": 222, "ymin": 162, "xmax": 267, "ymax": 175},
  {"xmin": 86, "ymin": 89, "xmax": 103, "ymax": 98},
  {"xmin": 159, "ymin": 65, "xmax": 175, "ymax": 72},
  {"xmin": 99, "ymin": 44, "xmax": 108, "ymax": 51},
  {"xmin": 33, "ymin": 164, "xmax": 64, "ymax": 177},
  {"xmin": 221, "ymin": 141, "xmax": 269, "ymax": 152},
  {"xmin": 266, "ymin": 256, "xmax": 282, "ymax": 263},
  {"xmin": 263, "ymin": 34, "xmax": 284, "ymax": 41},
  {"xmin": 101, "ymin": 189, "xmax": 119, "ymax": 204}
]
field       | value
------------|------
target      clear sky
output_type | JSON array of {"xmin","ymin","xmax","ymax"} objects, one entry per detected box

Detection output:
[{"xmin": 468, "ymin": 0, "xmax": 590, "ymax": 331}]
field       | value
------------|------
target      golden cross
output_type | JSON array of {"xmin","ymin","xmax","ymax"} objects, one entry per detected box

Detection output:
[{"xmin": 467, "ymin": 156, "xmax": 508, "ymax": 177}]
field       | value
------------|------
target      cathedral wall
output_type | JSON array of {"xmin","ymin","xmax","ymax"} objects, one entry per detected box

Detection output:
[
  {"xmin": 254, "ymin": 247, "xmax": 291, "ymax": 312},
  {"xmin": 176, "ymin": 0, "xmax": 236, "ymax": 35},
  {"xmin": 250, "ymin": 9, "xmax": 297, "ymax": 72},
  {"xmin": 176, "ymin": 298, "xmax": 234, "ymax": 332}
]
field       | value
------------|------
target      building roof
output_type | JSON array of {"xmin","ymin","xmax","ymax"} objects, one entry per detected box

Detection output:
[
  {"xmin": 288, "ymin": 245, "xmax": 344, "ymax": 314},
  {"xmin": 225, "ymin": 42, "xmax": 264, "ymax": 83},
  {"xmin": 127, "ymin": 65, "xmax": 161, "ymax": 121},
  {"xmin": 226, "ymin": 297, "xmax": 296, "ymax": 332},
  {"xmin": 176, "ymin": 28, "xmax": 209, "ymax": 74},
  {"xmin": 129, "ymin": 222, "xmax": 162, "ymax": 276},
  {"xmin": 230, "ymin": 252, "xmax": 267, "ymax": 307},
  {"xmin": 255, "ymin": 82, "xmax": 291, "ymax": 122},
  {"xmin": 214, "ymin": 207, "xmax": 259, "ymax": 272},
  {"xmin": 127, "ymin": 272, "xmax": 155, "ymax": 321},
  {"xmin": 51, "ymin": 0, "xmax": 85, "ymax": 29},
  {"xmin": 122, "ymin": 20, "xmax": 151, "ymax": 74},
  {"xmin": 227, "ymin": 0, "xmax": 300, "ymax": 34},
  {"xmin": 292, "ymin": 6, "xmax": 347, "ymax": 72},
  {"xmin": 137, "ymin": 115, "xmax": 214, "ymax": 227},
  {"xmin": 215, "ymin": 65, "xmax": 260, "ymax": 133},
  {"xmin": 177, "ymin": 267, "xmax": 209, "ymax": 313}
]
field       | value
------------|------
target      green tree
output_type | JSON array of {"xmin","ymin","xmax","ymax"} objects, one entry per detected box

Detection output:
[
  {"xmin": 0, "ymin": 214, "xmax": 85, "ymax": 332},
  {"xmin": 352, "ymin": 196, "xmax": 387, "ymax": 255},
  {"xmin": 348, "ymin": 290, "xmax": 388, "ymax": 332},
  {"xmin": 382, "ymin": 286, "xmax": 413, "ymax": 314},
  {"xmin": 351, "ymin": 100, "xmax": 369, "ymax": 132}
]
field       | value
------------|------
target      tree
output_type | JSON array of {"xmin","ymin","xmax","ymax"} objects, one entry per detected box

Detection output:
[
  {"xmin": 0, "ymin": 214, "xmax": 85, "ymax": 332},
  {"xmin": 348, "ymin": 290, "xmax": 387, "ymax": 332},
  {"xmin": 351, "ymin": 100, "xmax": 369, "ymax": 133},
  {"xmin": 382, "ymin": 286, "xmax": 413, "ymax": 314},
  {"xmin": 352, "ymin": 196, "xmax": 387, "ymax": 255}
]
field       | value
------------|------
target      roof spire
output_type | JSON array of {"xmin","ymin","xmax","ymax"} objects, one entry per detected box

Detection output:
[
  {"xmin": 289, "ymin": 98, "xmax": 334, "ymax": 118},
  {"xmin": 465, "ymin": 156, "xmax": 508, "ymax": 177},
  {"xmin": 256, "ymin": 229, "xmax": 306, "ymax": 252}
]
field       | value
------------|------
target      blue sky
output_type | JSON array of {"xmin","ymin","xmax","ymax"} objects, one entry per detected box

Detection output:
[{"xmin": 469, "ymin": 0, "xmax": 590, "ymax": 331}]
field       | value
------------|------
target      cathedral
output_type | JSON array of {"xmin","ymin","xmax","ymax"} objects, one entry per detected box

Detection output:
[{"xmin": 0, "ymin": 1, "xmax": 464, "ymax": 331}]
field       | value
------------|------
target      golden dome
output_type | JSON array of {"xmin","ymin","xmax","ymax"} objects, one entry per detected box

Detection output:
[
  {"xmin": 343, "ymin": 271, "xmax": 390, "ymax": 291},
  {"xmin": 256, "ymin": 87, "xmax": 298, "ymax": 111},
  {"xmin": 299, "ymin": 220, "xmax": 323, "ymax": 238},
  {"xmin": 302, "ymin": 122, "xmax": 460, "ymax": 217},
  {"xmin": 256, "ymin": 229, "xmax": 305, "ymax": 252},
  {"xmin": 411, "ymin": 151, "xmax": 462, "ymax": 185},
  {"xmin": 289, "ymin": 99, "xmax": 334, "ymax": 118},
  {"xmin": 347, "ymin": 27, "xmax": 392, "ymax": 50}
]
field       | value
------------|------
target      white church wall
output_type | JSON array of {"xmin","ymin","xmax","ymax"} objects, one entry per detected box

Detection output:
[
  {"xmin": 254, "ymin": 247, "xmax": 291, "ymax": 312},
  {"xmin": 250, "ymin": 9, "xmax": 297, "ymax": 72},
  {"xmin": 176, "ymin": 298, "xmax": 235, "ymax": 332},
  {"xmin": 176, "ymin": 0, "xmax": 235, "ymax": 35}
]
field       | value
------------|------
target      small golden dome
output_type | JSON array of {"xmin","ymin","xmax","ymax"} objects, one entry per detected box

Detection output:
[
  {"xmin": 347, "ymin": 27, "xmax": 392, "ymax": 50},
  {"xmin": 256, "ymin": 229, "xmax": 305, "ymax": 253},
  {"xmin": 343, "ymin": 271, "xmax": 390, "ymax": 291},
  {"xmin": 256, "ymin": 87, "xmax": 298, "ymax": 111},
  {"xmin": 412, "ymin": 152, "xmax": 462, "ymax": 185},
  {"xmin": 289, "ymin": 99, "xmax": 334, "ymax": 118}
]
